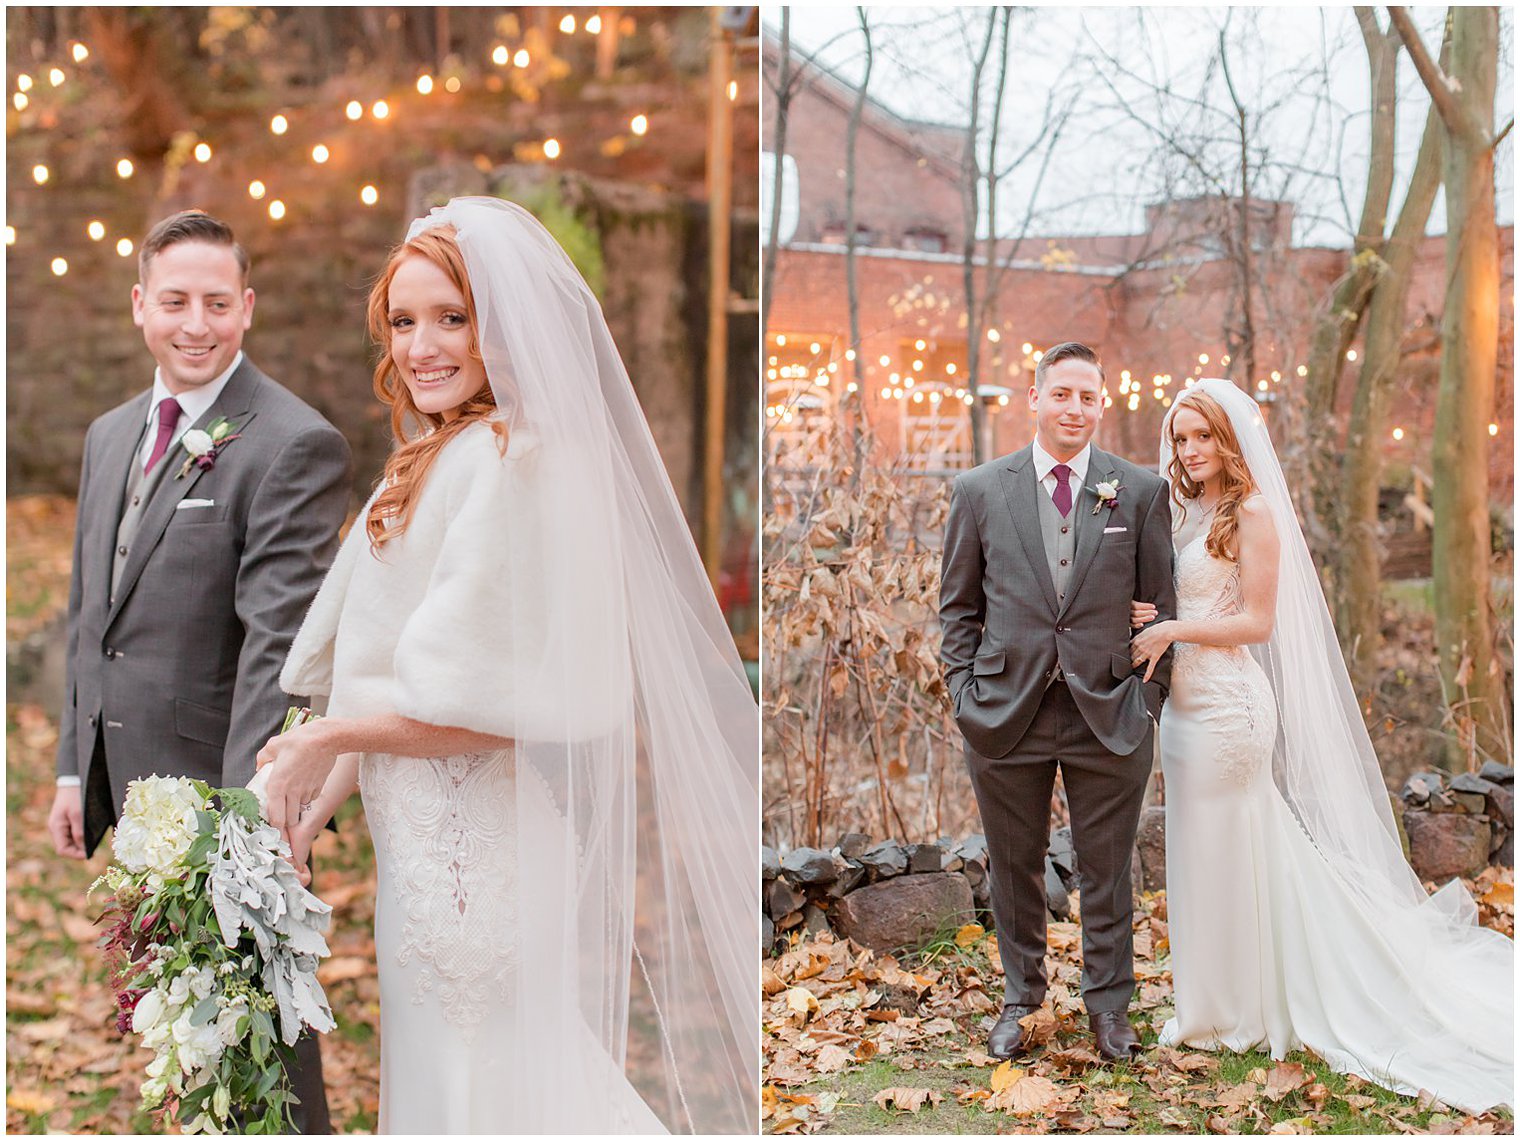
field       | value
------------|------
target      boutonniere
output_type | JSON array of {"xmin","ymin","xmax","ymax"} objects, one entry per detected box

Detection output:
[
  {"xmin": 175, "ymin": 417, "xmax": 243, "ymax": 479},
  {"xmin": 1091, "ymin": 480, "xmax": 1124, "ymax": 515}
]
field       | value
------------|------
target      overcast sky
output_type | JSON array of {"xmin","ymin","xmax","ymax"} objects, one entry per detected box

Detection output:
[{"xmin": 767, "ymin": 6, "xmax": 1514, "ymax": 248}]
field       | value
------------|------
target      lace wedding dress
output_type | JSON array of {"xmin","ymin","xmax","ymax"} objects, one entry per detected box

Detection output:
[{"xmin": 1158, "ymin": 513, "xmax": 1512, "ymax": 1114}]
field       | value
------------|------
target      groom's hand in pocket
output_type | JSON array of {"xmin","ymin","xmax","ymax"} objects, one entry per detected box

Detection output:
[{"xmin": 48, "ymin": 784, "xmax": 86, "ymax": 859}]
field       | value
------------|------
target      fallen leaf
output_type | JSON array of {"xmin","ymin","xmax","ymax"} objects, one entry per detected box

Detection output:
[
  {"xmin": 785, "ymin": 987, "xmax": 819, "ymax": 1017},
  {"xmin": 990, "ymin": 1060, "xmax": 1022, "ymax": 1092},
  {"xmin": 6, "ymin": 1089, "xmax": 57, "ymax": 1115},
  {"xmin": 760, "ymin": 1085, "xmax": 779, "ymax": 1121},
  {"xmin": 1214, "ymin": 1081, "xmax": 1260, "ymax": 1112},
  {"xmin": 1268, "ymin": 1116, "xmax": 1315, "ymax": 1134},
  {"xmin": 1480, "ymin": 881, "xmax": 1513, "ymax": 907},
  {"xmin": 955, "ymin": 923, "xmax": 985, "ymax": 948},
  {"xmin": 963, "ymin": 1049, "xmax": 997, "ymax": 1067},
  {"xmin": 872, "ymin": 1087, "xmax": 942, "ymax": 1113},
  {"xmin": 813, "ymin": 1043, "xmax": 852, "ymax": 1073},
  {"xmin": 1264, "ymin": 1062, "xmax": 1308, "ymax": 1101},
  {"xmin": 991, "ymin": 1074, "xmax": 1065, "ymax": 1115}
]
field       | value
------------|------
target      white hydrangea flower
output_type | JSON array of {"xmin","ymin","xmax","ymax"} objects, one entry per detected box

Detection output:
[{"xmin": 113, "ymin": 776, "xmax": 205, "ymax": 876}]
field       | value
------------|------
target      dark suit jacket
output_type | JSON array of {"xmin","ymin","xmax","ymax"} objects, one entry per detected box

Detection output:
[
  {"xmin": 57, "ymin": 357, "xmax": 352, "ymax": 855},
  {"xmin": 939, "ymin": 443, "xmax": 1177, "ymax": 758}
]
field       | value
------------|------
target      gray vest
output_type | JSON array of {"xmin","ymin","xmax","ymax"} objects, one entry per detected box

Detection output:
[
  {"xmin": 1036, "ymin": 471, "xmax": 1083, "ymax": 606},
  {"xmin": 111, "ymin": 424, "xmax": 176, "ymax": 604}
]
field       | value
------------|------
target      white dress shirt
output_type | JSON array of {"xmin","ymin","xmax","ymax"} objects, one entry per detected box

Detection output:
[
  {"xmin": 1031, "ymin": 438, "xmax": 1092, "ymax": 506},
  {"xmin": 136, "ymin": 351, "xmax": 244, "ymax": 469}
]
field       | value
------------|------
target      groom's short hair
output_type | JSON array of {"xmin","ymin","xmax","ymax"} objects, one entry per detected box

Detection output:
[
  {"xmin": 139, "ymin": 210, "xmax": 250, "ymax": 285},
  {"xmin": 1036, "ymin": 341, "xmax": 1104, "ymax": 388}
]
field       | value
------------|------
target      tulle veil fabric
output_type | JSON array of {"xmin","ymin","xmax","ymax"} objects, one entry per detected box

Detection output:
[
  {"xmin": 405, "ymin": 196, "xmax": 759, "ymax": 1132},
  {"xmin": 1159, "ymin": 378, "xmax": 1512, "ymax": 1106}
]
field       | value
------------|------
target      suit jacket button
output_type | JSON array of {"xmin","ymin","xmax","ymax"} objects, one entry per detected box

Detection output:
[
  {"xmin": 104, "ymin": 647, "xmax": 116, "ymax": 660},
  {"xmin": 1059, "ymin": 558, "xmax": 1069, "ymax": 566},
  {"xmin": 88, "ymin": 714, "xmax": 97, "ymax": 727},
  {"xmin": 132, "ymin": 495, "xmax": 141, "ymax": 506},
  {"xmin": 117, "ymin": 545, "xmax": 128, "ymax": 557}
]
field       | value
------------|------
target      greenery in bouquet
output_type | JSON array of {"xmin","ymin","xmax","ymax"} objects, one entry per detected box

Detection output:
[{"xmin": 91, "ymin": 763, "xmax": 335, "ymax": 1134}]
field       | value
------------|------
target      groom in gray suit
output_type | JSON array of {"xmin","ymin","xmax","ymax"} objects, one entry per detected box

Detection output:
[
  {"xmin": 939, "ymin": 341, "xmax": 1175, "ymax": 1061},
  {"xmin": 47, "ymin": 210, "xmax": 350, "ymax": 1131}
]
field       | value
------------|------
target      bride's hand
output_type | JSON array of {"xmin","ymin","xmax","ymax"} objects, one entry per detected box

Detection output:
[
  {"xmin": 287, "ymin": 814, "xmax": 320, "ymax": 888},
  {"xmin": 257, "ymin": 722, "xmax": 339, "ymax": 839},
  {"xmin": 1130, "ymin": 599, "xmax": 1158, "ymax": 628},
  {"xmin": 1130, "ymin": 620, "xmax": 1175, "ymax": 683}
]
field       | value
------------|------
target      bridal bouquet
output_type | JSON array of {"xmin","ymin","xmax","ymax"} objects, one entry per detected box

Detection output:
[{"xmin": 91, "ymin": 749, "xmax": 335, "ymax": 1134}]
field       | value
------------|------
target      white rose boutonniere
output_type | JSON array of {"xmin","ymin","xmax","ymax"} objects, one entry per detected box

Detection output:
[
  {"xmin": 176, "ymin": 416, "xmax": 244, "ymax": 479},
  {"xmin": 1091, "ymin": 480, "xmax": 1125, "ymax": 515}
]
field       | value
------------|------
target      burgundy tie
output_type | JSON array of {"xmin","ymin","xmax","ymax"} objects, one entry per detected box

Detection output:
[
  {"xmin": 144, "ymin": 397, "xmax": 183, "ymax": 474},
  {"xmin": 1052, "ymin": 463, "xmax": 1073, "ymax": 517}
]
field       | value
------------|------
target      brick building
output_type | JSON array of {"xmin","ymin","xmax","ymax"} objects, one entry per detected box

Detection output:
[{"xmin": 762, "ymin": 36, "xmax": 1513, "ymax": 504}]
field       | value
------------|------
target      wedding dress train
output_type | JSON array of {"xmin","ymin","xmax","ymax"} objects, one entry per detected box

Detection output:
[{"xmin": 1158, "ymin": 526, "xmax": 1513, "ymax": 1115}]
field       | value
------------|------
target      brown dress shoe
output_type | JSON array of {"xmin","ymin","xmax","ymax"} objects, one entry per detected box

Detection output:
[
  {"xmin": 988, "ymin": 1003, "xmax": 1040, "ymax": 1059},
  {"xmin": 1090, "ymin": 1010, "xmax": 1143, "ymax": 1060}
]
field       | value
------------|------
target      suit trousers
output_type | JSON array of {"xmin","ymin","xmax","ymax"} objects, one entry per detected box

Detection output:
[
  {"xmin": 89, "ymin": 729, "xmax": 331, "ymax": 1133},
  {"xmin": 965, "ymin": 680, "xmax": 1152, "ymax": 1013}
]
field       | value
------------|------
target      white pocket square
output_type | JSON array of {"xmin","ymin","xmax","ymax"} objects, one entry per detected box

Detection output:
[
  {"xmin": 176, "ymin": 498, "xmax": 215, "ymax": 510},
  {"xmin": 1103, "ymin": 525, "xmax": 1127, "ymax": 534}
]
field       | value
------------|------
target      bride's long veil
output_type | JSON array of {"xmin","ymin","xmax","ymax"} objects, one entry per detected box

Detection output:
[
  {"xmin": 1160, "ymin": 378, "xmax": 1512, "ymax": 1095},
  {"xmin": 413, "ymin": 197, "xmax": 758, "ymax": 1132}
]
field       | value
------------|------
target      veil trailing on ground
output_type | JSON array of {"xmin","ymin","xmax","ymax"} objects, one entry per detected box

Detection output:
[
  {"xmin": 409, "ymin": 197, "xmax": 758, "ymax": 1132},
  {"xmin": 1160, "ymin": 378, "xmax": 1512, "ymax": 1094}
]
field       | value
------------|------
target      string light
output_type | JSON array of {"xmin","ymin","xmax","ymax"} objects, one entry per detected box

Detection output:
[
  {"xmin": 987, "ymin": 327, "xmax": 1000, "ymax": 342},
  {"xmin": 543, "ymin": 138, "xmax": 561, "ymax": 159},
  {"xmin": 630, "ymin": 114, "xmax": 648, "ymax": 136},
  {"xmin": 586, "ymin": 14, "xmax": 603, "ymax": 33},
  {"xmin": 72, "ymin": 42, "xmax": 89, "ymax": 62},
  {"xmin": 846, "ymin": 382, "xmax": 858, "ymax": 393},
  {"xmin": 1032, "ymin": 350, "xmax": 1044, "ymax": 363},
  {"xmin": 559, "ymin": 14, "xmax": 576, "ymax": 33},
  {"xmin": 360, "ymin": 185, "xmax": 379, "ymax": 206},
  {"xmin": 13, "ymin": 92, "xmax": 28, "ymax": 111},
  {"xmin": 878, "ymin": 355, "xmax": 890, "ymax": 367},
  {"xmin": 49, "ymin": 68, "xmax": 65, "ymax": 87},
  {"xmin": 492, "ymin": 45, "xmax": 509, "ymax": 66},
  {"xmin": 345, "ymin": 100, "xmax": 363, "ymax": 121},
  {"xmin": 914, "ymin": 338, "xmax": 926, "ymax": 351},
  {"xmin": 116, "ymin": 238, "xmax": 133, "ymax": 257},
  {"xmin": 844, "ymin": 349, "xmax": 856, "ymax": 361},
  {"xmin": 1257, "ymin": 379, "xmax": 1269, "ymax": 392},
  {"xmin": 1489, "ymin": 423, "xmax": 1499, "ymax": 437},
  {"xmin": 371, "ymin": 100, "xmax": 389, "ymax": 119},
  {"xmin": 445, "ymin": 76, "xmax": 461, "ymax": 93},
  {"xmin": 31, "ymin": 164, "xmax": 48, "ymax": 184},
  {"xmin": 1346, "ymin": 349, "xmax": 1358, "ymax": 361},
  {"xmin": 416, "ymin": 75, "xmax": 434, "ymax": 95},
  {"xmin": 514, "ymin": 49, "xmax": 530, "ymax": 67},
  {"xmin": 1392, "ymin": 427, "xmax": 1405, "ymax": 441},
  {"xmin": 1021, "ymin": 342, "xmax": 1033, "ymax": 354},
  {"xmin": 809, "ymin": 341, "xmax": 821, "ymax": 354},
  {"xmin": 5, "ymin": 226, "xmax": 15, "ymax": 246},
  {"xmin": 16, "ymin": 74, "xmax": 32, "ymax": 92},
  {"xmin": 776, "ymin": 335, "xmax": 787, "ymax": 346},
  {"xmin": 311, "ymin": 144, "xmax": 330, "ymax": 164},
  {"xmin": 946, "ymin": 363, "xmax": 958, "ymax": 375},
  {"xmin": 194, "ymin": 142, "xmax": 212, "ymax": 163},
  {"xmin": 268, "ymin": 199, "xmax": 286, "ymax": 221},
  {"xmin": 1198, "ymin": 353, "xmax": 1209, "ymax": 364},
  {"xmin": 248, "ymin": 180, "xmax": 267, "ymax": 200},
  {"xmin": 51, "ymin": 257, "xmax": 68, "ymax": 275},
  {"xmin": 268, "ymin": 114, "xmax": 288, "ymax": 135},
  {"xmin": 727, "ymin": 80, "xmax": 738, "ymax": 101},
  {"xmin": 87, "ymin": 221, "xmax": 105, "ymax": 240}
]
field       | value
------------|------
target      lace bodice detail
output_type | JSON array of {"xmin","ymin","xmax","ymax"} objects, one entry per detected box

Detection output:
[
  {"xmin": 1169, "ymin": 535, "xmax": 1276, "ymax": 785},
  {"xmin": 361, "ymin": 751, "xmax": 519, "ymax": 1038}
]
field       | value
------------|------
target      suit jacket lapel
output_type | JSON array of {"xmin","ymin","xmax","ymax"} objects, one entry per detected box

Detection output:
[
  {"xmin": 106, "ymin": 364, "xmax": 261, "ymax": 629},
  {"xmin": 997, "ymin": 447, "xmax": 1059, "ymax": 616},
  {"xmin": 1060, "ymin": 448, "xmax": 1120, "ymax": 616}
]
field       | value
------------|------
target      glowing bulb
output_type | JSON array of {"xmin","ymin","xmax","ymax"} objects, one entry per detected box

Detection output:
[
  {"xmin": 268, "ymin": 199, "xmax": 286, "ymax": 221},
  {"xmin": 345, "ymin": 100, "xmax": 363, "ymax": 121},
  {"xmin": 844, "ymin": 349, "xmax": 856, "ymax": 361},
  {"xmin": 1296, "ymin": 364, "xmax": 1308, "ymax": 377},
  {"xmin": 1198, "ymin": 353, "xmax": 1209, "ymax": 364},
  {"xmin": 49, "ymin": 68, "xmax": 65, "ymax": 87},
  {"xmin": 1489, "ymin": 423, "xmax": 1499, "ymax": 437},
  {"xmin": 311, "ymin": 144, "xmax": 330, "ymax": 164},
  {"xmin": 846, "ymin": 382, "xmax": 858, "ymax": 393},
  {"xmin": 248, "ymin": 180, "xmax": 266, "ymax": 200},
  {"xmin": 1346, "ymin": 348, "xmax": 1358, "ymax": 361},
  {"xmin": 809, "ymin": 342, "xmax": 821, "ymax": 354},
  {"xmin": 1222, "ymin": 355, "xmax": 1231, "ymax": 365},
  {"xmin": 1392, "ymin": 427, "xmax": 1405, "ymax": 441},
  {"xmin": 116, "ymin": 238, "xmax": 133, "ymax": 257},
  {"xmin": 4, "ymin": 226, "xmax": 13, "ymax": 246},
  {"xmin": 987, "ymin": 328, "xmax": 1000, "ymax": 342},
  {"xmin": 360, "ymin": 184, "xmax": 379, "ymax": 206},
  {"xmin": 559, "ymin": 14, "xmax": 576, "ymax": 33},
  {"xmin": 417, "ymin": 75, "xmax": 434, "ymax": 95},
  {"xmin": 586, "ymin": 14, "xmax": 603, "ymax": 33},
  {"xmin": 371, "ymin": 100, "xmax": 389, "ymax": 119},
  {"xmin": 727, "ymin": 80, "xmax": 738, "ymax": 101},
  {"xmin": 1270, "ymin": 370, "xmax": 1281, "ymax": 382},
  {"xmin": 72, "ymin": 42, "xmax": 89, "ymax": 63},
  {"xmin": 999, "ymin": 395, "xmax": 1010, "ymax": 406},
  {"xmin": 1022, "ymin": 342, "xmax": 1033, "ymax": 355},
  {"xmin": 543, "ymin": 138, "xmax": 561, "ymax": 159},
  {"xmin": 914, "ymin": 339, "xmax": 926, "ymax": 351},
  {"xmin": 87, "ymin": 221, "xmax": 105, "ymax": 241},
  {"xmin": 194, "ymin": 142, "xmax": 212, "ymax": 163},
  {"xmin": 16, "ymin": 74, "xmax": 32, "ymax": 92},
  {"xmin": 630, "ymin": 114, "xmax": 648, "ymax": 136},
  {"xmin": 1032, "ymin": 350, "xmax": 1044, "ymax": 363},
  {"xmin": 776, "ymin": 335, "xmax": 787, "ymax": 346},
  {"xmin": 880, "ymin": 387, "xmax": 892, "ymax": 399},
  {"xmin": 1257, "ymin": 380, "xmax": 1269, "ymax": 392},
  {"xmin": 31, "ymin": 164, "xmax": 49, "ymax": 184},
  {"xmin": 878, "ymin": 355, "xmax": 891, "ymax": 367},
  {"xmin": 492, "ymin": 45, "xmax": 509, "ymax": 66},
  {"xmin": 445, "ymin": 76, "xmax": 461, "ymax": 93},
  {"xmin": 1120, "ymin": 370, "xmax": 1131, "ymax": 381},
  {"xmin": 271, "ymin": 114, "xmax": 288, "ymax": 135},
  {"xmin": 51, "ymin": 257, "xmax": 68, "ymax": 275},
  {"xmin": 13, "ymin": 92, "xmax": 28, "ymax": 111},
  {"xmin": 514, "ymin": 49, "xmax": 530, "ymax": 67}
]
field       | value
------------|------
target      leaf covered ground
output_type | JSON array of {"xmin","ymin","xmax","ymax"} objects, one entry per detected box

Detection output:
[
  {"xmin": 761, "ymin": 890, "xmax": 1514, "ymax": 1136},
  {"xmin": 6, "ymin": 496, "xmax": 383, "ymax": 1133}
]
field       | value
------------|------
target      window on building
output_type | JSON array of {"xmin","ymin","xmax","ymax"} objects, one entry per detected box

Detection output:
[
  {"xmin": 818, "ymin": 223, "xmax": 876, "ymax": 247},
  {"xmin": 902, "ymin": 228, "xmax": 948, "ymax": 254},
  {"xmin": 759, "ymin": 151, "xmax": 799, "ymax": 246}
]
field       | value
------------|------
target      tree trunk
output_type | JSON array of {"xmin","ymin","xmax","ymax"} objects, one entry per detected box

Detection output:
[
  {"xmin": 1391, "ymin": 5, "xmax": 1503, "ymax": 767},
  {"xmin": 844, "ymin": 9, "xmax": 872, "ymax": 479},
  {"xmin": 1336, "ymin": 98, "xmax": 1443, "ymax": 690},
  {"xmin": 761, "ymin": 10, "xmax": 790, "ymax": 347},
  {"xmin": 960, "ymin": 13, "xmax": 997, "ymax": 468}
]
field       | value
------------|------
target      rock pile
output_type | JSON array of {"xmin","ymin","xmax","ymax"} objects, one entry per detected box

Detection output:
[{"xmin": 1400, "ymin": 762, "xmax": 1514, "ymax": 881}]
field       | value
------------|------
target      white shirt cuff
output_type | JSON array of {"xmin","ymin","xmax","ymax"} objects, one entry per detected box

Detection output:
[{"xmin": 56, "ymin": 775, "xmax": 82, "ymax": 787}]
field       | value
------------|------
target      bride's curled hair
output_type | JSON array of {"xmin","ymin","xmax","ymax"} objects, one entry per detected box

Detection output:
[
  {"xmin": 364, "ymin": 225, "xmax": 508, "ymax": 549},
  {"xmin": 1165, "ymin": 389, "xmax": 1257, "ymax": 562}
]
